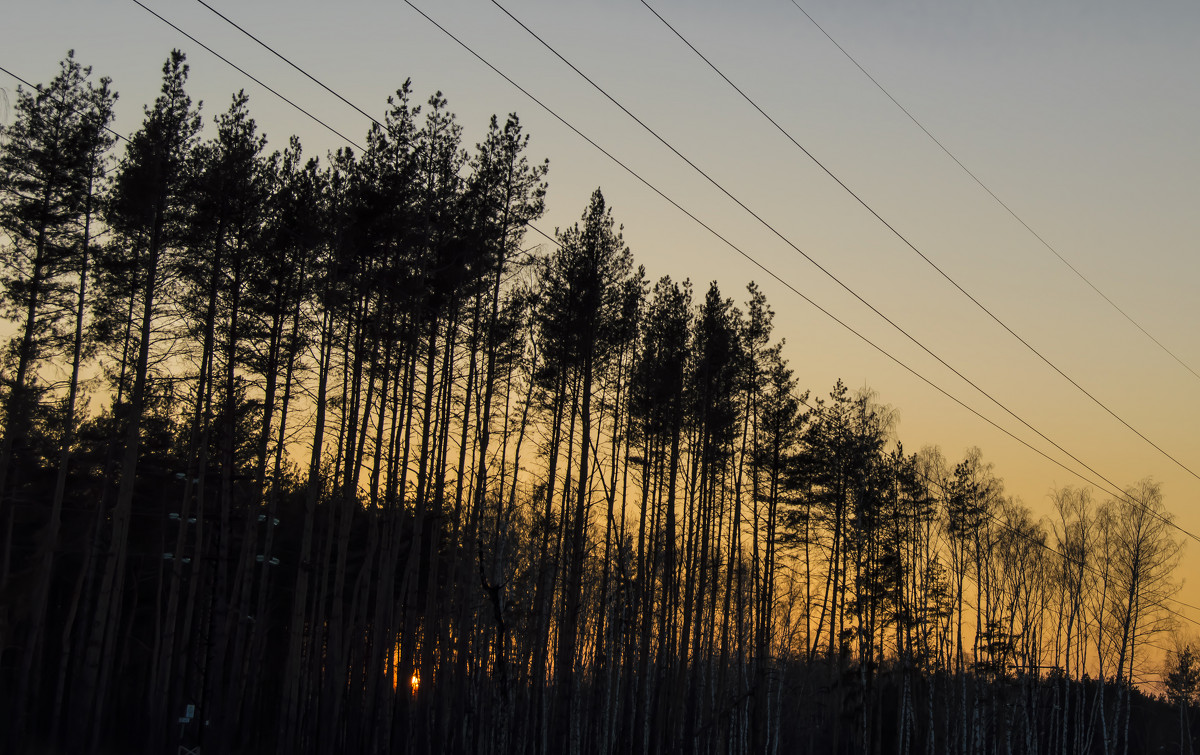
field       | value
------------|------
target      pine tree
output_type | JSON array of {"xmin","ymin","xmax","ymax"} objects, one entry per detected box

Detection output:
[
  {"xmin": 166, "ymin": 88, "xmax": 271, "ymax": 753},
  {"xmin": 0, "ymin": 51, "xmax": 113, "ymax": 583},
  {"xmin": 534, "ymin": 188, "xmax": 634, "ymax": 751},
  {"xmin": 0, "ymin": 49, "xmax": 117, "ymax": 752},
  {"xmin": 628, "ymin": 275, "xmax": 691, "ymax": 752},
  {"xmin": 1164, "ymin": 643, "xmax": 1200, "ymax": 755},
  {"xmin": 76, "ymin": 50, "xmax": 200, "ymax": 752}
]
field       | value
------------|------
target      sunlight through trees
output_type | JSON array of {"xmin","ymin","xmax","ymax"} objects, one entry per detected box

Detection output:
[{"xmin": 0, "ymin": 51, "xmax": 1189, "ymax": 755}]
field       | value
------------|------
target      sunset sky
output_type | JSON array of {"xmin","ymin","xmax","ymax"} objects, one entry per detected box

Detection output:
[{"xmin": 7, "ymin": 0, "xmax": 1200, "ymax": 629}]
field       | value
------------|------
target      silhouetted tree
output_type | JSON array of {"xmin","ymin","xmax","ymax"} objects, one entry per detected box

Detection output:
[
  {"xmin": 76, "ymin": 49, "xmax": 201, "ymax": 753},
  {"xmin": 0, "ymin": 49, "xmax": 116, "ymax": 753},
  {"xmin": 2, "ymin": 47, "xmax": 1192, "ymax": 755}
]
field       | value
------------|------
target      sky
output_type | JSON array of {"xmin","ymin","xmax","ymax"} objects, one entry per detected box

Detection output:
[{"xmin": 6, "ymin": 0, "xmax": 1200, "ymax": 630}]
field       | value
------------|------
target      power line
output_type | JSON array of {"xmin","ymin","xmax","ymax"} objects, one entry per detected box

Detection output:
[
  {"xmin": 128, "ymin": 0, "xmax": 364, "ymax": 151},
  {"xmin": 401, "ymin": 2, "xmax": 1200, "ymax": 551},
  {"xmin": 952, "ymin": 475, "xmax": 1200, "ymax": 630},
  {"xmin": 130, "ymin": 0, "xmax": 561, "ymax": 251},
  {"xmin": 636, "ymin": 0, "xmax": 1200, "ymax": 487},
  {"xmin": 636, "ymin": 2, "xmax": 1200, "ymax": 553},
  {"xmin": 0, "ymin": 64, "xmax": 130, "ymax": 147},
  {"xmin": 175, "ymin": 0, "xmax": 1073, "ymax": 494},
  {"xmin": 128, "ymin": 0, "xmax": 1200, "ymax": 548},
  {"xmin": 27, "ymin": 3, "xmax": 1198, "ymax": 678},
  {"xmin": 797, "ymin": 394, "xmax": 1200, "ymax": 631},
  {"xmin": 133, "ymin": 1, "xmax": 1116, "ymax": 616},
  {"xmin": 0, "ymin": 62, "xmax": 125, "ymax": 188},
  {"xmin": 482, "ymin": 0, "xmax": 1200, "ymax": 544},
  {"xmin": 191, "ymin": 0, "xmax": 379, "ymax": 127},
  {"xmin": 785, "ymin": 0, "xmax": 1200, "ymax": 385}
]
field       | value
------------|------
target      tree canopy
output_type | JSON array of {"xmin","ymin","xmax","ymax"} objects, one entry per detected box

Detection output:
[{"xmin": 0, "ymin": 51, "xmax": 1188, "ymax": 755}]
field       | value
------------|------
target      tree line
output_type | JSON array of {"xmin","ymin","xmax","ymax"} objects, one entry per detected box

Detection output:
[{"xmin": 0, "ymin": 50, "xmax": 1191, "ymax": 755}]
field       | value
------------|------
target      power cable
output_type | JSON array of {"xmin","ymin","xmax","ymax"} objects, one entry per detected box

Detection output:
[
  {"xmin": 128, "ymin": 0, "xmax": 364, "ymax": 151},
  {"xmin": 404, "ymin": 1, "xmax": 1200, "ymax": 552},
  {"xmin": 128, "ymin": 0, "xmax": 1199, "ymax": 547},
  {"xmin": 191, "ymin": 0, "xmax": 379, "ymax": 126},
  {"xmin": 785, "ymin": 0, "xmax": 1200, "ymax": 384},
  {"xmin": 76, "ymin": 2, "xmax": 1200, "ymax": 675},
  {"xmin": 483, "ymin": 0, "xmax": 1200, "ymax": 543},
  {"xmin": 0, "ymin": 64, "xmax": 130, "ymax": 147},
  {"xmin": 636, "ymin": 0, "xmax": 1200, "ymax": 486},
  {"xmin": 951, "ymin": 474, "xmax": 1200, "ymax": 630},
  {"xmin": 0, "ymin": 63, "xmax": 125, "ymax": 190},
  {"xmin": 119, "ymin": 4, "xmax": 1200, "ymax": 548},
  {"xmin": 132, "ymin": 0, "xmax": 561, "ymax": 250},
  {"xmin": 797, "ymin": 394, "xmax": 1200, "ymax": 630}
]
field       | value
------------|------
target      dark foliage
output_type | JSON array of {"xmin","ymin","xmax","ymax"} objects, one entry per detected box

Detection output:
[{"xmin": 0, "ymin": 51, "xmax": 1184, "ymax": 755}]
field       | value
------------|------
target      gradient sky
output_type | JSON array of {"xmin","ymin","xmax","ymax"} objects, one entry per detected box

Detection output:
[{"xmin": 7, "ymin": 0, "xmax": 1200, "ymax": 630}]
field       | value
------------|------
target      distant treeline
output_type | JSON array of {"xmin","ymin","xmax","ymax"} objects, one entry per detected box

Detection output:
[{"xmin": 0, "ymin": 50, "xmax": 1196, "ymax": 755}]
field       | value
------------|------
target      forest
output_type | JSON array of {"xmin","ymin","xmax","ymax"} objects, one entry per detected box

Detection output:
[{"xmin": 0, "ymin": 50, "xmax": 1196, "ymax": 755}]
